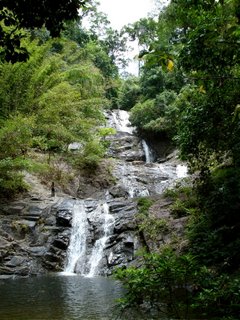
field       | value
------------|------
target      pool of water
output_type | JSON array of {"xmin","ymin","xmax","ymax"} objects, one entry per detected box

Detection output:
[{"xmin": 0, "ymin": 273, "xmax": 125, "ymax": 320}]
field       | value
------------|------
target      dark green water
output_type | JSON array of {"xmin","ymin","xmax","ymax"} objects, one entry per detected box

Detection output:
[{"xmin": 0, "ymin": 273, "xmax": 125, "ymax": 320}]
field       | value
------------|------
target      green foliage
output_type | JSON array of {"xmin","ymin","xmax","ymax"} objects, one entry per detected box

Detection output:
[
  {"xmin": 114, "ymin": 248, "xmax": 199, "ymax": 319},
  {"xmin": 71, "ymin": 139, "xmax": 106, "ymax": 172},
  {"xmin": 128, "ymin": 0, "xmax": 240, "ymax": 173},
  {"xmin": 0, "ymin": 0, "xmax": 87, "ymax": 62},
  {"xmin": 130, "ymin": 99, "xmax": 161, "ymax": 129},
  {"xmin": 117, "ymin": 76, "xmax": 141, "ymax": 110},
  {"xmin": 115, "ymin": 2, "xmax": 240, "ymax": 319},
  {"xmin": 188, "ymin": 167, "xmax": 240, "ymax": 269},
  {"xmin": 139, "ymin": 66, "xmax": 166, "ymax": 99},
  {"xmin": 62, "ymin": 20, "xmax": 90, "ymax": 47},
  {"xmin": 114, "ymin": 248, "xmax": 240, "ymax": 319},
  {"xmin": 174, "ymin": 81, "xmax": 240, "ymax": 171},
  {"xmin": 138, "ymin": 216, "xmax": 170, "ymax": 242},
  {"xmin": 118, "ymin": 181, "xmax": 240, "ymax": 319},
  {"xmin": 137, "ymin": 197, "xmax": 154, "ymax": 216},
  {"xmin": 192, "ymin": 272, "xmax": 240, "ymax": 319},
  {"xmin": 0, "ymin": 114, "xmax": 34, "ymax": 197},
  {"xmin": 11, "ymin": 220, "xmax": 30, "ymax": 236},
  {"xmin": 31, "ymin": 153, "xmax": 76, "ymax": 191},
  {"xmin": 170, "ymin": 199, "xmax": 191, "ymax": 219},
  {"xmin": 98, "ymin": 127, "xmax": 116, "ymax": 148},
  {"xmin": 167, "ymin": 185, "xmax": 198, "ymax": 219},
  {"xmin": 0, "ymin": 32, "xmax": 115, "ymax": 194},
  {"xmin": 98, "ymin": 127, "xmax": 116, "ymax": 138},
  {"xmin": 0, "ymin": 115, "xmax": 34, "ymax": 157},
  {"xmin": 143, "ymin": 90, "xmax": 178, "ymax": 135},
  {"xmin": 0, "ymin": 157, "xmax": 30, "ymax": 198},
  {"xmin": 124, "ymin": 17, "xmax": 158, "ymax": 49},
  {"xmin": 136, "ymin": 197, "xmax": 170, "ymax": 242},
  {"xmin": 129, "ymin": 80, "xmax": 178, "ymax": 135}
]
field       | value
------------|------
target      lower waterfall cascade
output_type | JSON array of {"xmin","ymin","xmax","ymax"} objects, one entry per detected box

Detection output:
[
  {"xmin": 63, "ymin": 109, "xmax": 188, "ymax": 276},
  {"xmin": 64, "ymin": 201, "xmax": 88, "ymax": 274}
]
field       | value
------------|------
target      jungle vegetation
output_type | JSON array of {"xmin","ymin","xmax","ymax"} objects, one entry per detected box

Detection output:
[
  {"xmin": 0, "ymin": 0, "xmax": 126, "ymax": 197},
  {"xmin": 0, "ymin": 0, "xmax": 240, "ymax": 318},
  {"xmin": 115, "ymin": 0, "xmax": 240, "ymax": 319}
]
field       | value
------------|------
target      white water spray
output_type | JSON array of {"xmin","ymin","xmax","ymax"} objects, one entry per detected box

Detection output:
[
  {"xmin": 142, "ymin": 140, "xmax": 154, "ymax": 163},
  {"xmin": 112, "ymin": 110, "xmax": 133, "ymax": 134},
  {"xmin": 176, "ymin": 164, "xmax": 188, "ymax": 178},
  {"xmin": 64, "ymin": 201, "xmax": 88, "ymax": 274},
  {"xmin": 64, "ymin": 201, "xmax": 115, "ymax": 277},
  {"xmin": 87, "ymin": 203, "xmax": 115, "ymax": 277}
]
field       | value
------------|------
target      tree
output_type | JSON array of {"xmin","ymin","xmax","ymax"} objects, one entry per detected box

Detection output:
[
  {"xmin": 115, "ymin": 2, "xmax": 240, "ymax": 319},
  {"xmin": 135, "ymin": 0, "xmax": 240, "ymax": 170},
  {"xmin": 0, "ymin": 0, "xmax": 88, "ymax": 62},
  {"xmin": 117, "ymin": 76, "xmax": 141, "ymax": 110},
  {"xmin": 0, "ymin": 114, "xmax": 34, "ymax": 197},
  {"xmin": 165, "ymin": 0, "xmax": 240, "ymax": 171},
  {"xmin": 0, "ymin": 34, "xmax": 110, "ymax": 194}
]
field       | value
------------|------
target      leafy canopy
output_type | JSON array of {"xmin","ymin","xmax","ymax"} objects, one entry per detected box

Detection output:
[{"xmin": 0, "ymin": 0, "xmax": 88, "ymax": 62}]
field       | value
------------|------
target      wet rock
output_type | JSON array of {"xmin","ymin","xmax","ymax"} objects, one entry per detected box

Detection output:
[
  {"xmin": 56, "ymin": 200, "xmax": 74, "ymax": 227},
  {"xmin": 0, "ymin": 237, "xmax": 10, "ymax": 249},
  {"xmin": 84, "ymin": 199, "xmax": 99, "ymax": 212},
  {"xmin": 5, "ymin": 256, "xmax": 27, "ymax": 267},
  {"xmin": 0, "ymin": 195, "xmax": 74, "ymax": 276},
  {"xmin": 104, "ymin": 233, "xmax": 137, "ymax": 271},
  {"xmin": 0, "ymin": 110, "xmax": 189, "ymax": 278},
  {"xmin": 6, "ymin": 205, "xmax": 26, "ymax": 215},
  {"xmin": 108, "ymin": 134, "xmax": 145, "ymax": 162},
  {"xmin": 113, "ymin": 219, "xmax": 136, "ymax": 234},
  {"xmin": 17, "ymin": 219, "xmax": 36, "ymax": 228},
  {"xmin": 44, "ymin": 252, "xmax": 61, "ymax": 263},
  {"xmin": 28, "ymin": 246, "xmax": 47, "ymax": 256},
  {"xmin": 52, "ymin": 236, "xmax": 69, "ymax": 250},
  {"xmin": 109, "ymin": 185, "xmax": 128, "ymax": 198}
]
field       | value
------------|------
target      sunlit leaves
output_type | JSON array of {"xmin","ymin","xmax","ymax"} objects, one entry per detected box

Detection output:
[
  {"xmin": 167, "ymin": 58, "xmax": 174, "ymax": 71},
  {"xmin": 198, "ymin": 85, "xmax": 206, "ymax": 94}
]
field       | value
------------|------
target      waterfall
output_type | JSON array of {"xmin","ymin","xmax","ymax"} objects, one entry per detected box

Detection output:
[
  {"xmin": 87, "ymin": 203, "xmax": 115, "ymax": 277},
  {"xmin": 112, "ymin": 110, "xmax": 133, "ymax": 134},
  {"xmin": 64, "ymin": 201, "xmax": 88, "ymax": 274},
  {"xmin": 119, "ymin": 162, "xmax": 150, "ymax": 198},
  {"xmin": 63, "ymin": 109, "xmax": 188, "ymax": 277},
  {"xmin": 176, "ymin": 164, "xmax": 188, "ymax": 178},
  {"xmin": 64, "ymin": 201, "xmax": 115, "ymax": 277},
  {"xmin": 142, "ymin": 140, "xmax": 154, "ymax": 163}
]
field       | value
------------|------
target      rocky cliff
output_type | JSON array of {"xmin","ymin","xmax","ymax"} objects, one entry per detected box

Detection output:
[{"xmin": 0, "ymin": 110, "xmax": 188, "ymax": 278}]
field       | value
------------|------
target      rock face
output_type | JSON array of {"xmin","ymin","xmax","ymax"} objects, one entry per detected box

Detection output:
[
  {"xmin": 0, "ymin": 195, "xmax": 73, "ymax": 276},
  {"xmin": 63, "ymin": 198, "xmax": 139, "ymax": 276},
  {"xmin": 0, "ymin": 194, "xmax": 139, "ymax": 277},
  {"xmin": 0, "ymin": 109, "xmax": 188, "ymax": 277},
  {"xmin": 107, "ymin": 132, "xmax": 145, "ymax": 162}
]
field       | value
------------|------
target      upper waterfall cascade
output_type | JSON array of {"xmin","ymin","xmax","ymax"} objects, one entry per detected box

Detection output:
[
  {"xmin": 142, "ymin": 139, "xmax": 155, "ymax": 163},
  {"xmin": 64, "ymin": 110, "xmax": 188, "ymax": 276},
  {"xmin": 109, "ymin": 109, "xmax": 134, "ymax": 134}
]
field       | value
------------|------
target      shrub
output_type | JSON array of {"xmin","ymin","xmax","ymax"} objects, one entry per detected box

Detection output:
[{"xmin": 137, "ymin": 197, "xmax": 154, "ymax": 216}]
